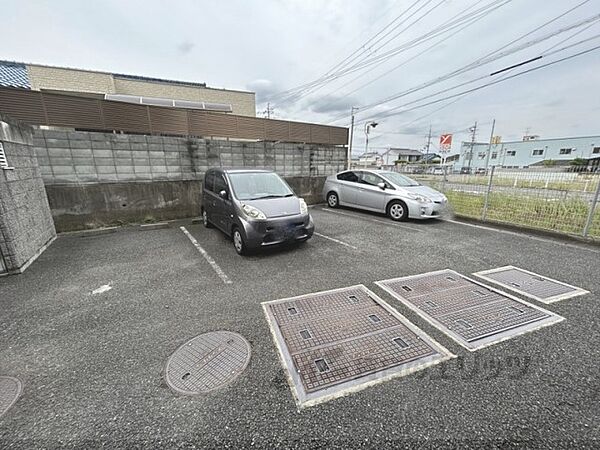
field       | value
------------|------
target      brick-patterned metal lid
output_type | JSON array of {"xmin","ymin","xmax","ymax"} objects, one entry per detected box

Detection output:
[{"xmin": 165, "ymin": 331, "xmax": 251, "ymax": 395}]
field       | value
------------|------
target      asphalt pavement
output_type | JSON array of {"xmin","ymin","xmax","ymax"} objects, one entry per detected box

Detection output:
[{"xmin": 0, "ymin": 206, "xmax": 598, "ymax": 448}]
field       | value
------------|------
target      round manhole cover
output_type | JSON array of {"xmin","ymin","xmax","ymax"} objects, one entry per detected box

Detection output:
[
  {"xmin": 165, "ymin": 331, "xmax": 251, "ymax": 395},
  {"xmin": 0, "ymin": 376, "xmax": 22, "ymax": 418}
]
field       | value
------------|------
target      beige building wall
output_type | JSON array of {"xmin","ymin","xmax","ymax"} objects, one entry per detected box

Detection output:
[
  {"xmin": 25, "ymin": 64, "xmax": 256, "ymax": 116},
  {"xmin": 26, "ymin": 65, "xmax": 116, "ymax": 94}
]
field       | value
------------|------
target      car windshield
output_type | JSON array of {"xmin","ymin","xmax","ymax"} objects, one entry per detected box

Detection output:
[
  {"xmin": 380, "ymin": 172, "xmax": 421, "ymax": 187},
  {"xmin": 228, "ymin": 172, "xmax": 293, "ymax": 201}
]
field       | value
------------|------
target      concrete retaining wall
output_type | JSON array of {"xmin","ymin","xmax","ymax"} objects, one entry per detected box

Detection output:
[
  {"xmin": 31, "ymin": 129, "xmax": 343, "ymax": 231},
  {"xmin": 0, "ymin": 115, "xmax": 56, "ymax": 273},
  {"xmin": 45, "ymin": 176, "xmax": 327, "ymax": 232}
]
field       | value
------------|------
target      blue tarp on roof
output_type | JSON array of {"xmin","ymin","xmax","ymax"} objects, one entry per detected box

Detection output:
[{"xmin": 0, "ymin": 61, "xmax": 30, "ymax": 88}]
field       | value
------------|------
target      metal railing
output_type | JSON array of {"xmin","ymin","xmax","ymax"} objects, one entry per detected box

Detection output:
[{"xmin": 404, "ymin": 164, "xmax": 600, "ymax": 239}]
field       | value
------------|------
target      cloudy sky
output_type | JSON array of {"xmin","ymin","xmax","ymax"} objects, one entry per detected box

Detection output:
[{"xmin": 3, "ymin": 0, "xmax": 600, "ymax": 155}]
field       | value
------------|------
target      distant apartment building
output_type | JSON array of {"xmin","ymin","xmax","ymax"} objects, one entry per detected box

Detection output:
[
  {"xmin": 456, "ymin": 135, "xmax": 600, "ymax": 170},
  {"xmin": 0, "ymin": 60, "xmax": 256, "ymax": 116}
]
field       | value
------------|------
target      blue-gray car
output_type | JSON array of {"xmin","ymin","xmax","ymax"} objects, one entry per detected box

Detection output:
[
  {"xmin": 322, "ymin": 169, "xmax": 448, "ymax": 221},
  {"xmin": 202, "ymin": 169, "xmax": 314, "ymax": 255}
]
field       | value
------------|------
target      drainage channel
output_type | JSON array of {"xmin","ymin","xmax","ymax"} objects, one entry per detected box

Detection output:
[
  {"xmin": 262, "ymin": 285, "xmax": 454, "ymax": 408},
  {"xmin": 376, "ymin": 269, "xmax": 564, "ymax": 351},
  {"xmin": 474, "ymin": 266, "xmax": 589, "ymax": 304}
]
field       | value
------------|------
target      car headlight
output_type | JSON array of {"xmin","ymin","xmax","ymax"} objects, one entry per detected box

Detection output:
[
  {"xmin": 241, "ymin": 203, "xmax": 266, "ymax": 220},
  {"xmin": 299, "ymin": 198, "xmax": 308, "ymax": 214},
  {"xmin": 407, "ymin": 193, "xmax": 432, "ymax": 203}
]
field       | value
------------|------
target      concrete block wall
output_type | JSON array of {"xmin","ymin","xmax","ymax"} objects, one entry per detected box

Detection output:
[
  {"xmin": 33, "ymin": 129, "xmax": 347, "ymax": 184},
  {"xmin": 31, "ymin": 129, "xmax": 347, "ymax": 231},
  {"xmin": 0, "ymin": 115, "xmax": 56, "ymax": 274}
]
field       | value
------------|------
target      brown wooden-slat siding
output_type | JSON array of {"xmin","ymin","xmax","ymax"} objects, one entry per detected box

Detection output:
[{"xmin": 0, "ymin": 87, "xmax": 348, "ymax": 145}]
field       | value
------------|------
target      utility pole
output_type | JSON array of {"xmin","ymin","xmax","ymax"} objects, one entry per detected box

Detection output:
[
  {"xmin": 425, "ymin": 124, "xmax": 432, "ymax": 160},
  {"xmin": 348, "ymin": 106, "xmax": 358, "ymax": 170},
  {"xmin": 467, "ymin": 121, "xmax": 477, "ymax": 169},
  {"xmin": 484, "ymin": 119, "xmax": 496, "ymax": 171},
  {"xmin": 263, "ymin": 103, "xmax": 274, "ymax": 119}
]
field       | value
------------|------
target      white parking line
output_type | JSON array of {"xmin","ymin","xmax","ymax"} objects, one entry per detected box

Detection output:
[
  {"xmin": 320, "ymin": 208, "xmax": 424, "ymax": 233},
  {"xmin": 443, "ymin": 219, "xmax": 600, "ymax": 254},
  {"xmin": 313, "ymin": 232, "xmax": 358, "ymax": 250},
  {"xmin": 180, "ymin": 226, "xmax": 233, "ymax": 284}
]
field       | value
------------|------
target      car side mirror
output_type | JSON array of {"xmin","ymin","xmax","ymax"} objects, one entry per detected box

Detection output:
[
  {"xmin": 377, "ymin": 182, "xmax": 386, "ymax": 190},
  {"xmin": 219, "ymin": 189, "xmax": 228, "ymax": 199}
]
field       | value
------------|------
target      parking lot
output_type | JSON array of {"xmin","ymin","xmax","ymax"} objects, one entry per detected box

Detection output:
[{"xmin": 1, "ymin": 206, "xmax": 599, "ymax": 448}]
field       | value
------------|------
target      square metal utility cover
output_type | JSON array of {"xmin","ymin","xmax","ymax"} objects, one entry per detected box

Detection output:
[
  {"xmin": 262, "ymin": 285, "xmax": 454, "ymax": 408},
  {"xmin": 473, "ymin": 266, "xmax": 589, "ymax": 304},
  {"xmin": 376, "ymin": 270, "xmax": 564, "ymax": 351}
]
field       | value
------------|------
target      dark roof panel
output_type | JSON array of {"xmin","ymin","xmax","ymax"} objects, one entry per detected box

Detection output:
[{"xmin": 0, "ymin": 61, "xmax": 30, "ymax": 89}]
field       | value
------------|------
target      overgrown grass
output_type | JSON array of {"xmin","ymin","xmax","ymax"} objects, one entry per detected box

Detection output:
[
  {"xmin": 446, "ymin": 175, "xmax": 599, "ymax": 192},
  {"xmin": 413, "ymin": 174, "xmax": 599, "ymax": 192},
  {"xmin": 443, "ymin": 190, "xmax": 600, "ymax": 238}
]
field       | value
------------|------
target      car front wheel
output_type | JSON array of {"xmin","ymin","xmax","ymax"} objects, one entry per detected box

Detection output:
[
  {"xmin": 327, "ymin": 191, "xmax": 339, "ymax": 208},
  {"xmin": 387, "ymin": 200, "xmax": 408, "ymax": 221},
  {"xmin": 232, "ymin": 228, "xmax": 247, "ymax": 255}
]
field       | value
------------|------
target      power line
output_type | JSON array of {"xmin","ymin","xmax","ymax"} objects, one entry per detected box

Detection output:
[
  {"xmin": 357, "ymin": 22, "xmax": 600, "ymax": 136},
  {"xmin": 368, "ymin": 32, "xmax": 600, "ymax": 123},
  {"xmin": 269, "ymin": 0, "xmax": 506, "ymax": 106},
  {"xmin": 352, "ymin": 44, "xmax": 600, "ymax": 126},
  {"xmin": 326, "ymin": 0, "xmax": 499, "ymax": 99},
  {"xmin": 328, "ymin": 8, "xmax": 599, "ymax": 125},
  {"xmin": 283, "ymin": 0, "xmax": 510, "ymax": 106},
  {"xmin": 263, "ymin": 0, "xmax": 423, "ymax": 103},
  {"xmin": 350, "ymin": 12, "xmax": 600, "ymax": 116},
  {"xmin": 272, "ymin": 0, "xmax": 445, "ymax": 105}
]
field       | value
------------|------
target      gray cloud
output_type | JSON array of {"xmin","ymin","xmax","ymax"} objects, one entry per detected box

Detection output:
[
  {"xmin": 308, "ymin": 95, "xmax": 359, "ymax": 114},
  {"xmin": 1, "ymin": 0, "xmax": 598, "ymax": 151},
  {"xmin": 177, "ymin": 41, "xmax": 195, "ymax": 54},
  {"xmin": 246, "ymin": 79, "xmax": 279, "ymax": 102}
]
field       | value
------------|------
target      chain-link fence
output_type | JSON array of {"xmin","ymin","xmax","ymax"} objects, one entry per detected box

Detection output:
[{"xmin": 395, "ymin": 164, "xmax": 600, "ymax": 239}]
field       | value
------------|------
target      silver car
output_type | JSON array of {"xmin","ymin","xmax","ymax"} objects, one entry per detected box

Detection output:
[{"xmin": 322, "ymin": 169, "xmax": 448, "ymax": 221}]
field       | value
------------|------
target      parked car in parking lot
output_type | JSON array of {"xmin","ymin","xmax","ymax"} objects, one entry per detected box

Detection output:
[
  {"xmin": 202, "ymin": 169, "xmax": 314, "ymax": 255},
  {"xmin": 431, "ymin": 167, "xmax": 445, "ymax": 175},
  {"xmin": 460, "ymin": 167, "xmax": 472, "ymax": 174},
  {"xmin": 323, "ymin": 169, "xmax": 448, "ymax": 221},
  {"xmin": 475, "ymin": 167, "xmax": 488, "ymax": 175}
]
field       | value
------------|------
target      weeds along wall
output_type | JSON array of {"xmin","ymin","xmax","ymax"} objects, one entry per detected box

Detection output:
[{"xmin": 33, "ymin": 129, "xmax": 347, "ymax": 231}]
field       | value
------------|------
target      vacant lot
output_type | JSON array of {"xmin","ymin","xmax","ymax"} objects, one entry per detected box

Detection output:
[{"xmin": 1, "ymin": 207, "xmax": 599, "ymax": 448}]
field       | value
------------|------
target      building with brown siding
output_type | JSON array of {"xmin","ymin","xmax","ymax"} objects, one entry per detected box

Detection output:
[{"xmin": 0, "ymin": 60, "xmax": 256, "ymax": 116}]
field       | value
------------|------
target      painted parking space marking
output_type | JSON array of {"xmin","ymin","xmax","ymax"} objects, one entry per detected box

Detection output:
[
  {"xmin": 0, "ymin": 376, "xmax": 22, "ymax": 418},
  {"xmin": 319, "ymin": 208, "xmax": 424, "ymax": 233},
  {"xmin": 180, "ymin": 226, "xmax": 232, "ymax": 285},
  {"xmin": 473, "ymin": 266, "xmax": 589, "ymax": 304},
  {"xmin": 91, "ymin": 284, "xmax": 112, "ymax": 295},
  {"xmin": 376, "ymin": 269, "xmax": 564, "ymax": 351},
  {"xmin": 313, "ymin": 232, "xmax": 357, "ymax": 250},
  {"xmin": 262, "ymin": 285, "xmax": 454, "ymax": 408}
]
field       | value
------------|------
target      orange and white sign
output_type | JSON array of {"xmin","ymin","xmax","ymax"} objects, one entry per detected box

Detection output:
[{"xmin": 439, "ymin": 134, "xmax": 452, "ymax": 152}]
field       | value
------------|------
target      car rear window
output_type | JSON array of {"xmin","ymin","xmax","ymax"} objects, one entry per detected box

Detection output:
[{"xmin": 337, "ymin": 171, "xmax": 359, "ymax": 182}]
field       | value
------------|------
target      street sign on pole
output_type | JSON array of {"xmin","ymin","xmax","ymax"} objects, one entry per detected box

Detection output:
[{"xmin": 439, "ymin": 134, "xmax": 452, "ymax": 152}]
